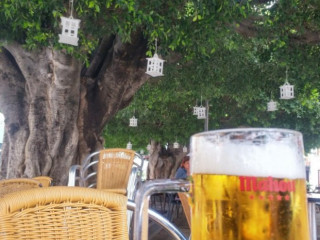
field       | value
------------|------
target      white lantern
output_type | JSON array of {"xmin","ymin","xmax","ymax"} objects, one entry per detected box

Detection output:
[
  {"xmin": 59, "ymin": 17, "xmax": 81, "ymax": 46},
  {"xmin": 193, "ymin": 106, "xmax": 199, "ymax": 115},
  {"xmin": 279, "ymin": 82, "xmax": 294, "ymax": 99},
  {"xmin": 147, "ymin": 143, "xmax": 151, "ymax": 152},
  {"xmin": 146, "ymin": 53, "xmax": 165, "ymax": 77},
  {"xmin": 126, "ymin": 141, "xmax": 132, "ymax": 150},
  {"xmin": 197, "ymin": 106, "xmax": 206, "ymax": 119},
  {"xmin": 267, "ymin": 100, "xmax": 277, "ymax": 112},
  {"xmin": 183, "ymin": 145, "xmax": 188, "ymax": 153},
  {"xmin": 129, "ymin": 116, "xmax": 138, "ymax": 127},
  {"xmin": 173, "ymin": 141, "xmax": 179, "ymax": 149}
]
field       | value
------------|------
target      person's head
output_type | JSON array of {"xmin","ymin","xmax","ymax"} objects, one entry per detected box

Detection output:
[{"xmin": 181, "ymin": 156, "xmax": 190, "ymax": 171}]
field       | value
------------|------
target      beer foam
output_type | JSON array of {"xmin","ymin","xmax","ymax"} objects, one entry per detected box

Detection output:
[{"xmin": 190, "ymin": 130, "xmax": 306, "ymax": 179}]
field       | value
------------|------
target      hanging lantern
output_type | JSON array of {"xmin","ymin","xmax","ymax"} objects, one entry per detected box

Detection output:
[
  {"xmin": 183, "ymin": 145, "xmax": 188, "ymax": 153},
  {"xmin": 126, "ymin": 141, "xmax": 132, "ymax": 150},
  {"xmin": 279, "ymin": 68, "xmax": 294, "ymax": 100},
  {"xmin": 59, "ymin": 17, "xmax": 81, "ymax": 46},
  {"xmin": 279, "ymin": 82, "xmax": 294, "ymax": 99},
  {"xmin": 129, "ymin": 116, "xmax": 138, "ymax": 127},
  {"xmin": 193, "ymin": 99, "xmax": 199, "ymax": 115},
  {"xmin": 193, "ymin": 106, "xmax": 199, "ymax": 115},
  {"xmin": 197, "ymin": 106, "xmax": 206, "ymax": 119},
  {"xmin": 173, "ymin": 141, "xmax": 179, "ymax": 149},
  {"xmin": 58, "ymin": 1, "xmax": 80, "ymax": 46},
  {"xmin": 267, "ymin": 100, "xmax": 277, "ymax": 112},
  {"xmin": 146, "ymin": 53, "xmax": 165, "ymax": 77},
  {"xmin": 146, "ymin": 39, "xmax": 165, "ymax": 77}
]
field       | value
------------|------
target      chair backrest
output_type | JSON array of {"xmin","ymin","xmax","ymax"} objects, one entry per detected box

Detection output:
[
  {"xmin": 97, "ymin": 148, "xmax": 135, "ymax": 193},
  {"xmin": 0, "ymin": 186, "xmax": 129, "ymax": 240},
  {"xmin": 68, "ymin": 149, "xmax": 144, "ymax": 199},
  {"xmin": 32, "ymin": 176, "xmax": 53, "ymax": 187},
  {"xmin": 0, "ymin": 178, "xmax": 42, "ymax": 197},
  {"xmin": 177, "ymin": 192, "xmax": 191, "ymax": 227}
]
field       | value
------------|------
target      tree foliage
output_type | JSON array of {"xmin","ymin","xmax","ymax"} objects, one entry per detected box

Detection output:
[
  {"xmin": 103, "ymin": 0, "xmax": 320, "ymax": 153},
  {"xmin": 1, "ymin": 0, "xmax": 320, "ymax": 156}
]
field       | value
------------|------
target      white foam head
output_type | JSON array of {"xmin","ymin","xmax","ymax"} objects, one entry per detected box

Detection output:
[{"xmin": 190, "ymin": 128, "xmax": 306, "ymax": 179}]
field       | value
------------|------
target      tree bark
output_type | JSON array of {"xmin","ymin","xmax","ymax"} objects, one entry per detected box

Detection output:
[
  {"xmin": 0, "ymin": 31, "xmax": 148, "ymax": 185},
  {"xmin": 147, "ymin": 140, "xmax": 186, "ymax": 180}
]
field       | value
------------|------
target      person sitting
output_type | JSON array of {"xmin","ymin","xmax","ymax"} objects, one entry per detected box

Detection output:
[{"xmin": 175, "ymin": 156, "xmax": 190, "ymax": 179}]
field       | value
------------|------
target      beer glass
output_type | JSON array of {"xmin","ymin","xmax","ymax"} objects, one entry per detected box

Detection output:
[{"xmin": 133, "ymin": 128, "xmax": 310, "ymax": 240}]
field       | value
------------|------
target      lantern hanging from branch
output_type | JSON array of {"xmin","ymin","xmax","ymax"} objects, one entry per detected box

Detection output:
[
  {"xmin": 197, "ymin": 95, "xmax": 206, "ymax": 119},
  {"xmin": 58, "ymin": 0, "xmax": 80, "ymax": 46},
  {"xmin": 193, "ymin": 99, "xmax": 199, "ymax": 115},
  {"xmin": 173, "ymin": 141, "xmax": 179, "ymax": 149},
  {"xmin": 146, "ymin": 39, "xmax": 165, "ymax": 77},
  {"xmin": 279, "ymin": 68, "xmax": 294, "ymax": 100},
  {"xmin": 129, "ymin": 116, "xmax": 138, "ymax": 127},
  {"xmin": 193, "ymin": 106, "xmax": 199, "ymax": 115},
  {"xmin": 183, "ymin": 145, "xmax": 188, "ymax": 153},
  {"xmin": 147, "ymin": 143, "xmax": 151, "ymax": 152},
  {"xmin": 280, "ymin": 82, "xmax": 294, "ymax": 99},
  {"xmin": 267, "ymin": 100, "xmax": 277, "ymax": 112},
  {"xmin": 126, "ymin": 141, "xmax": 132, "ymax": 150},
  {"xmin": 197, "ymin": 106, "xmax": 206, "ymax": 119},
  {"xmin": 173, "ymin": 137, "xmax": 179, "ymax": 149}
]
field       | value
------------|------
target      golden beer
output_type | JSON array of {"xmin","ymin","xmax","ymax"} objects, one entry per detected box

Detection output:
[
  {"xmin": 190, "ymin": 129, "xmax": 310, "ymax": 240},
  {"xmin": 191, "ymin": 174, "xmax": 309, "ymax": 240}
]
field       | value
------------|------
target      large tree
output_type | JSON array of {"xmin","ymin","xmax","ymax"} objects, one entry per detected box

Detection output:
[{"xmin": 0, "ymin": 0, "xmax": 319, "ymax": 184}]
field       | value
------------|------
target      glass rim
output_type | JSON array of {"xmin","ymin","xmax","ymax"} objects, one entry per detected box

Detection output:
[{"xmin": 191, "ymin": 127, "xmax": 302, "ymax": 138}]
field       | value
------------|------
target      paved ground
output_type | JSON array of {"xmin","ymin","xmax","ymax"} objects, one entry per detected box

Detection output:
[{"xmin": 148, "ymin": 194, "xmax": 190, "ymax": 240}]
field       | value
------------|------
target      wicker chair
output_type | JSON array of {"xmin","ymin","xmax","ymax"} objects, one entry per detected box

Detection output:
[
  {"xmin": 68, "ymin": 148, "xmax": 141, "ymax": 197},
  {"xmin": 0, "ymin": 186, "xmax": 128, "ymax": 240},
  {"xmin": 96, "ymin": 148, "xmax": 135, "ymax": 194},
  {"xmin": 0, "ymin": 178, "xmax": 42, "ymax": 197},
  {"xmin": 177, "ymin": 193, "xmax": 191, "ymax": 227},
  {"xmin": 32, "ymin": 176, "xmax": 53, "ymax": 187}
]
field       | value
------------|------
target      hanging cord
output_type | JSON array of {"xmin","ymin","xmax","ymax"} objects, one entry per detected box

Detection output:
[
  {"xmin": 155, "ymin": 38, "xmax": 158, "ymax": 54},
  {"xmin": 69, "ymin": 0, "xmax": 74, "ymax": 18},
  {"xmin": 285, "ymin": 67, "xmax": 288, "ymax": 83}
]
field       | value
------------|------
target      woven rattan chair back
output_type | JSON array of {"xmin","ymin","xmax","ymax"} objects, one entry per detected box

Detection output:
[
  {"xmin": 0, "ymin": 186, "xmax": 128, "ymax": 240},
  {"xmin": 32, "ymin": 176, "xmax": 52, "ymax": 187},
  {"xmin": 0, "ymin": 178, "xmax": 42, "ymax": 197},
  {"xmin": 177, "ymin": 192, "xmax": 191, "ymax": 227},
  {"xmin": 97, "ymin": 148, "xmax": 135, "ymax": 194}
]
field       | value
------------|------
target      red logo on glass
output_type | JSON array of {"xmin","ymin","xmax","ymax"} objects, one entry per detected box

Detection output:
[{"xmin": 239, "ymin": 176, "xmax": 294, "ymax": 201}]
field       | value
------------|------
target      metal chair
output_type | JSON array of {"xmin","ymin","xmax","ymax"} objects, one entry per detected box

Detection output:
[
  {"xmin": 68, "ymin": 149, "xmax": 144, "ymax": 200},
  {"xmin": 0, "ymin": 178, "xmax": 42, "ymax": 197},
  {"xmin": 127, "ymin": 200, "xmax": 188, "ymax": 240},
  {"xmin": 0, "ymin": 186, "xmax": 129, "ymax": 240}
]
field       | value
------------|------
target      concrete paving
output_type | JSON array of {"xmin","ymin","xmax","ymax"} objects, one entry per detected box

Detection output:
[{"xmin": 148, "ymin": 194, "xmax": 190, "ymax": 240}]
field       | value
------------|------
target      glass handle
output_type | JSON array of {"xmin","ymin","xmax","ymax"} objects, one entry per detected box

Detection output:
[{"xmin": 133, "ymin": 179, "xmax": 190, "ymax": 240}]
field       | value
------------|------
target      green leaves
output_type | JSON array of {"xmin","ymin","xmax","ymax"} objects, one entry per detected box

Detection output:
[{"xmin": 1, "ymin": 0, "xmax": 320, "ymax": 151}]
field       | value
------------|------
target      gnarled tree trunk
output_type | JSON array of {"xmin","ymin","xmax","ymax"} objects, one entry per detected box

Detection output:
[
  {"xmin": 148, "ymin": 140, "xmax": 186, "ymax": 180},
  {"xmin": 0, "ymin": 32, "xmax": 148, "ymax": 185}
]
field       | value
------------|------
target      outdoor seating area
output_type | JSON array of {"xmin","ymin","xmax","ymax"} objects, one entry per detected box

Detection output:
[
  {"xmin": 0, "ymin": 148, "xmax": 319, "ymax": 240},
  {"xmin": 1, "ymin": 1, "xmax": 320, "ymax": 239},
  {"xmin": 0, "ymin": 148, "xmax": 190, "ymax": 240}
]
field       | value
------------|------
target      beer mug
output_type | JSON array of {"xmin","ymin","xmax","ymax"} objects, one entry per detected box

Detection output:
[{"xmin": 133, "ymin": 128, "xmax": 310, "ymax": 240}]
